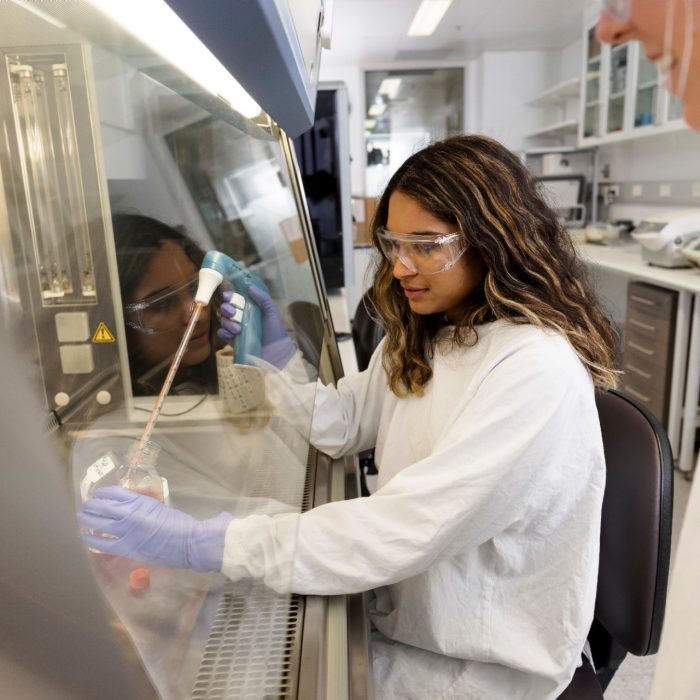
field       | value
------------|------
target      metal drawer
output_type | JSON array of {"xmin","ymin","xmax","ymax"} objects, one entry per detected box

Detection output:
[
  {"xmin": 627, "ymin": 281, "xmax": 677, "ymax": 320},
  {"xmin": 625, "ymin": 310, "xmax": 672, "ymax": 346},
  {"xmin": 620, "ymin": 372, "xmax": 667, "ymax": 421},
  {"xmin": 623, "ymin": 326, "xmax": 672, "ymax": 369}
]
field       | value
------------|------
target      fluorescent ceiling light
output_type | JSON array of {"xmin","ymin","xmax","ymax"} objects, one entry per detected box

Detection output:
[
  {"xmin": 364, "ymin": 119, "xmax": 377, "ymax": 129},
  {"xmin": 10, "ymin": 0, "xmax": 67, "ymax": 28},
  {"xmin": 86, "ymin": 0, "xmax": 261, "ymax": 119},
  {"xmin": 378, "ymin": 77, "xmax": 402, "ymax": 99},
  {"xmin": 407, "ymin": 0, "xmax": 453, "ymax": 37}
]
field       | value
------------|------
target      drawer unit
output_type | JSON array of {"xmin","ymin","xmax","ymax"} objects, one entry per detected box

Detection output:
[{"xmin": 621, "ymin": 282, "xmax": 677, "ymax": 424}]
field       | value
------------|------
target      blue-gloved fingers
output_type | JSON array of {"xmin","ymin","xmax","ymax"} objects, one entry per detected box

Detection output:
[
  {"xmin": 219, "ymin": 318, "xmax": 242, "ymax": 335},
  {"xmin": 248, "ymin": 284, "xmax": 274, "ymax": 310},
  {"xmin": 221, "ymin": 302, "xmax": 244, "ymax": 322},
  {"xmin": 81, "ymin": 533, "xmax": 129, "ymax": 556}
]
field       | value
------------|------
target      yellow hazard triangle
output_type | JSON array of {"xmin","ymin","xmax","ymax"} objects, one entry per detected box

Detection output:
[{"xmin": 92, "ymin": 322, "xmax": 116, "ymax": 343}]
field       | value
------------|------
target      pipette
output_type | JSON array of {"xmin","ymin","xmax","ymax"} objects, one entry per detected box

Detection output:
[{"xmin": 127, "ymin": 265, "xmax": 224, "ymax": 476}]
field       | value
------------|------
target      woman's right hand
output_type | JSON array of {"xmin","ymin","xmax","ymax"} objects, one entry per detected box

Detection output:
[{"xmin": 218, "ymin": 286, "xmax": 296, "ymax": 369}]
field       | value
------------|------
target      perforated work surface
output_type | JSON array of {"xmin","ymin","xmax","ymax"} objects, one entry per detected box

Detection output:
[
  {"xmin": 191, "ymin": 582, "xmax": 302, "ymax": 699},
  {"xmin": 189, "ymin": 443, "xmax": 317, "ymax": 699}
]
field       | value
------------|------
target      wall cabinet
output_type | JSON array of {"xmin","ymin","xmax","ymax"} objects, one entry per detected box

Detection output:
[
  {"xmin": 579, "ymin": 15, "xmax": 686, "ymax": 146},
  {"xmin": 525, "ymin": 77, "xmax": 580, "ymax": 142}
]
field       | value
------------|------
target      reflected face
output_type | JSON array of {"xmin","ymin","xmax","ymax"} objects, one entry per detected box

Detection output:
[
  {"xmin": 597, "ymin": 0, "xmax": 700, "ymax": 130},
  {"xmin": 126, "ymin": 241, "xmax": 211, "ymax": 369},
  {"xmin": 386, "ymin": 190, "xmax": 484, "ymax": 320}
]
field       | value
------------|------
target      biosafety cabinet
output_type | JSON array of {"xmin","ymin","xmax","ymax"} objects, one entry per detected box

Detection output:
[{"xmin": 0, "ymin": 1, "xmax": 370, "ymax": 698}]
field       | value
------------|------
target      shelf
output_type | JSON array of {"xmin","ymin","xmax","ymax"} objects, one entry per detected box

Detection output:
[
  {"xmin": 528, "ymin": 77, "xmax": 581, "ymax": 106},
  {"xmin": 525, "ymin": 119, "xmax": 579, "ymax": 139},
  {"xmin": 609, "ymin": 91, "xmax": 626, "ymax": 100},
  {"xmin": 637, "ymin": 79, "xmax": 658, "ymax": 91}
]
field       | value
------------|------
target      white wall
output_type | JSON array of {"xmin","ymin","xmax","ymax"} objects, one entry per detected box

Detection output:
[{"xmin": 474, "ymin": 49, "xmax": 554, "ymax": 152}]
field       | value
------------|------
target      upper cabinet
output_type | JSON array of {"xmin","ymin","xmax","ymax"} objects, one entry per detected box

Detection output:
[
  {"xmin": 578, "ymin": 15, "xmax": 686, "ymax": 146},
  {"xmin": 581, "ymin": 24, "xmax": 603, "ymax": 140},
  {"xmin": 525, "ymin": 77, "xmax": 580, "ymax": 142}
]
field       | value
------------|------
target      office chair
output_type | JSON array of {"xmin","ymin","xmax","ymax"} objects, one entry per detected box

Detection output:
[
  {"xmin": 558, "ymin": 389, "xmax": 674, "ymax": 699},
  {"xmin": 351, "ymin": 292, "xmax": 385, "ymax": 373},
  {"xmin": 288, "ymin": 300, "xmax": 326, "ymax": 367}
]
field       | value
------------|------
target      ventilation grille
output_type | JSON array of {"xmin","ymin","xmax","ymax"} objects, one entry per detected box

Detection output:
[
  {"xmin": 191, "ymin": 582, "xmax": 303, "ymax": 699},
  {"xmin": 190, "ymin": 447, "xmax": 318, "ymax": 699}
]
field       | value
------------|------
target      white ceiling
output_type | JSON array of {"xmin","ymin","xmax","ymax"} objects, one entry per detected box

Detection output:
[{"xmin": 323, "ymin": 0, "xmax": 595, "ymax": 66}]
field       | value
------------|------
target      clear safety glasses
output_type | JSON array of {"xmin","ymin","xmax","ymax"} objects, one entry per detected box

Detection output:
[
  {"xmin": 595, "ymin": 0, "xmax": 631, "ymax": 21},
  {"xmin": 376, "ymin": 227, "xmax": 468, "ymax": 275},
  {"xmin": 124, "ymin": 274, "xmax": 199, "ymax": 335}
]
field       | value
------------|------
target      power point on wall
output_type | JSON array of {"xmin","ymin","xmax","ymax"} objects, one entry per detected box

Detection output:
[
  {"xmin": 659, "ymin": 183, "xmax": 672, "ymax": 197},
  {"xmin": 632, "ymin": 184, "xmax": 643, "ymax": 197},
  {"xmin": 693, "ymin": 182, "xmax": 700, "ymax": 198}
]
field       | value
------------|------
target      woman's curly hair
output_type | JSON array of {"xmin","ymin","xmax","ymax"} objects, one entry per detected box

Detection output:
[{"xmin": 367, "ymin": 134, "xmax": 619, "ymax": 396}]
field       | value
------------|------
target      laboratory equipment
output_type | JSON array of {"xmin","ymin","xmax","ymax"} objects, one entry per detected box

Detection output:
[
  {"xmin": 200, "ymin": 250, "xmax": 268, "ymax": 365},
  {"xmin": 631, "ymin": 210, "xmax": 700, "ymax": 267},
  {"xmin": 681, "ymin": 236, "xmax": 700, "ymax": 268},
  {"xmin": 0, "ymin": 1, "xmax": 369, "ymax": 699}
]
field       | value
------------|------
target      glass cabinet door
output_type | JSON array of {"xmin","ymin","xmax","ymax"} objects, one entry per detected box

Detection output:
[
  {"xmin": 634, "ymin": 51, "xmax": 660, "ymax": 128},
  {"xmin": 668, "ymin": 94, "xmax": 685, "ymax": 122},
  {"xmin": 582, "ymin": 26, "xmax": 602, "ymax": 139},
  {"xmin": 606, "ymin": 43, "xmax": 629, "ymax": 134}
]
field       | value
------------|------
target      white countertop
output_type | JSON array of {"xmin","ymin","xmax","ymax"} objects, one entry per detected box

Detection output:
[{"xmin": 577, "ymin": 242, "xmax": 700, "ymax": 294}]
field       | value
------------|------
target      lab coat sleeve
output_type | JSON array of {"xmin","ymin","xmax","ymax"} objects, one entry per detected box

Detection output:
[
  {"xmin": 309, "ymin": 338, "xmax": 389, "ymax": 457},
  {"xmin": 264, "ymin": 338, "xmax": 389, "ymax": 458},
  {"xmin": 221, "ymin": 339, "xmax": 599, "ymax": 594}
]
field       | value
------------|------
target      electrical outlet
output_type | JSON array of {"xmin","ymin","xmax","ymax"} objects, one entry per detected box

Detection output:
[
  {"xmin": 632, "ymin": 184, "xmax": 643, "ymax": 197},
  {"xmin": 693, "ymin": 182, "xmax": 700, "ymax": 198},
  {"xmin": 660, "ymin": 183, "xmax": 672, "ymax": 197}
]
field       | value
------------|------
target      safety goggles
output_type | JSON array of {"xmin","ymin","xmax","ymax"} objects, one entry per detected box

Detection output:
[
  {"xmin": 376, "ymin": 227, "xmax": 468, "ymax": 275},
  {"xmin": 595, "ymin": 0, "xmax": 631, "ymax": 21},
  {"xmin": 124, "ymin": 274, "xmax": 199, "ymax": 334}
]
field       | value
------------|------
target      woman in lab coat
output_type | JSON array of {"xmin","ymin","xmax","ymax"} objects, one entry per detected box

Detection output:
[
  {"xmin": 80, "ymin": 134, "xmax": 619, "ymax": 699},
  {"xmin": 598, "ymin": 2, "xmax": 700, "ymax": 699}
]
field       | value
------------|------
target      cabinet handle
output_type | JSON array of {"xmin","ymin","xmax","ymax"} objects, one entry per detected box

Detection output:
[
  {"xmin": 626, "ymin": 387, "xmax": 651, "ymax": 403},
  {"xmin": 628, "ymin": 341, "xmax": 655, "ymax": 356},
  {"xmin": 625, "ymin": 364, "xmax": 653, "ymax": 380},
  {"xmin": 630, "ymin": 294, "xmax": 658, "ymax": 307},
  {"xmin": 629, "ymin": 318, "xmax": 656, "ymax": 332}
]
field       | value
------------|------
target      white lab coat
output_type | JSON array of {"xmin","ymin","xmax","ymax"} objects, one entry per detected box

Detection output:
[{"xmin": 222, "ymin": 319, "xmax": 605, "ymax": 699}]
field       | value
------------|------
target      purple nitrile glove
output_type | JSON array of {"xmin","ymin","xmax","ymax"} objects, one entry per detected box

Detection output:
[
  {"xmin": 217, "ymin": 285, "xmax": 296, "ymax": 369},
  {"xmin": 78, "ymin": 486, "xmax": 232, "ymax": 573}
]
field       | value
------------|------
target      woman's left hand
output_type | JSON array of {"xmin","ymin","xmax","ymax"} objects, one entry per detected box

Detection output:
[{"xmin": 78, "ymin": 486, "xmax": 232, "ymax": 572}]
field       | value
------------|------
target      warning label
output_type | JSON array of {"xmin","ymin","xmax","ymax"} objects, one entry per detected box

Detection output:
[{"xmin": 92, "ymin": 322, "xmax": 116, "ymax": 343}]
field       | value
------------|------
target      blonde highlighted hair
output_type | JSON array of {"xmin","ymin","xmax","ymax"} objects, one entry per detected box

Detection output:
[{"xmin": 368, "ymin": 134, "xmax": 619, "ymax": 396}]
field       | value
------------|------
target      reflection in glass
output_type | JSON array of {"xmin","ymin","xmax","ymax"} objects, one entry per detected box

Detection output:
[
  {"xmin": 583, "ymin": 27, "xmax": 601, "ymax": 138},
  {"xmin": 607, "ymin": 44, "xmax": 628, "ymax": 133}
]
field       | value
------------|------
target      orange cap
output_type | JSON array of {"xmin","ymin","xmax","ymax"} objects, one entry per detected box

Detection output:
[{"xmin": 129, "ymin": 567, "xmax": 150, "ymax": 593}]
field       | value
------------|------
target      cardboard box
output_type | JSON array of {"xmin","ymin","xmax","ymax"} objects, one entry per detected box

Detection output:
[{"xmin": 351, "ymin": 195, "xmax": 378, "ymax": 246}]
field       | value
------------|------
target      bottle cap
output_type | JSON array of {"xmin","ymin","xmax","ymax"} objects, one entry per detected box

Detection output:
[{"xmin": 129, "ymin": 567, "xmax": 151, "ymax": 594}]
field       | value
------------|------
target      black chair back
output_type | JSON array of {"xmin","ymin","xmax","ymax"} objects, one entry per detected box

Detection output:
[
  {"xmin": 594, "ymin": 389, "xmax": 673, "ymax": 656},
  {"xmin": 559, "ymin": 390, "xmax": 674, "ymax": 699}
]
